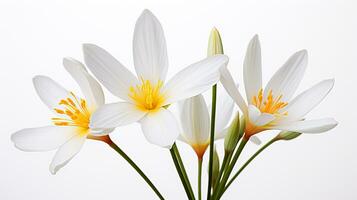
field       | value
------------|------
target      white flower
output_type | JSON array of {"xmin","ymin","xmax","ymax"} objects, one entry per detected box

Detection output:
[
  {"xmin": 224, "ymin": 35, "xmax": 338, "ymax": 138},
  {"xmin": 84, "ymin": 10, "xmax": 228, "ymax": 148},
  {"xmin": 11, "ymin": 58, "xmax": 111, "ymax": 174},
  {"xmin": 175, "ymin": 87, "xmax": 234, "ymax": 158}
]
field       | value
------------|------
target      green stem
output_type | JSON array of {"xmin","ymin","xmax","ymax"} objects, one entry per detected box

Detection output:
[
  {"xmin": 198, "ymin": 158, "xmax": 203, "ymax": 200},
  {"xmin": 212, "ymin": 151, "xmax": 229, "ymax": 194},
  {"xmin": 213, "ymin": 137, "xmax": 248, "ymax": 200},
  {"xmin": 207, "ymin": 84, "xmax": 217, "ymax": 200},
  {"xmin": 174, "ymin": 143, "xmax": 195, "ymax": 199},
  {"xmin": 170, "ymin": 143, "xmax": 196, "ymax": 200},
  {"xmin": 213, "ymin": 129, "xmax": 243, "ymax": 196},
  {"xmin": 104, "ymin": 136, "xmax": 164, "ymax": 200},
  {"xmin": 223, "ymin": 137, "xmax": 277, "ymax": 194}
]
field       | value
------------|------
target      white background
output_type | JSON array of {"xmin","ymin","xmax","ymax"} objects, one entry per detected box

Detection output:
[{"xmin": 0, "ymin": 0, "xmax": 355, "ymax": 199}]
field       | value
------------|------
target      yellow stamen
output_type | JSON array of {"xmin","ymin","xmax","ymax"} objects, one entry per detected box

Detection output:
[
  {"xmin": 52, "ymin": 92, "xmax": 91, "ymax": 131},
  {"xmin": 129, "ymin": 78, "xmax": 166, "ymax": 111},
  {"xmin": 252, "ymin": 89, "xmax": 288, "ymax": 116}
]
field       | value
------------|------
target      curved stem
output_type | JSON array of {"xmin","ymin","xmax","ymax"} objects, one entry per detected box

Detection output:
[
  {"xmin": 207, "ymin": 84, "xmax": 217, "ymax": 199},
  {"xmin": 223, "ymin": 138, "xmax": 277, "ymax": 194},
  {"xmin": 198, "ymin": 158, "xmax": 203, "ymax": 200},
  {"xmin": 170, "ymin": 143, "xmax": 196, "ymax": 200},
  {"xmin": 102, "ymin": 136, "xmax": 164, "ymax": 200}
]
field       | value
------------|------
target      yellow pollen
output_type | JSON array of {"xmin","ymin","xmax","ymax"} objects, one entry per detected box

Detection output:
[
  {"xmin": 129, "ymin": 78, "xmax": 165, "ymax": 111},
  {"xmin": 52, "ymin": 92, "xmax": 91, "ymax": 129},
  {"xmin": 252, "ymin": 89, "xmax": 288, "ymax": 116}
]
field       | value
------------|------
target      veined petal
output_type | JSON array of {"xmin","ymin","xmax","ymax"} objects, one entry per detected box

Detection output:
[
  {"xmin": 220, "ymin": 67, "xmax": 247, "ymax": 114},
  {"xmin": 11, "ymin": 126, "xmax": 77, "ymax": 152},
  {"xmin": 63, "ymin": 57, "xmax": 104, "ymax": 109},
  {"xmin": 215, "ymin": 87, "xmax": 234, "ymax": 133},
  {"xmin": 83, "ymin": 44, "xmax": 139, "ymax": 102},
  {"xmin": 163, "ymin": 55, "xmax": 228, "ymax": 105},
  {"xmin": 244, "ymin": 35, "xmax": 262, "ymax": 103},
  {"xmin": 33, "ymin": 76, "xmax": 69, "ymax": 110},
  {"xmin": 180, "ymin": 95, "xmax": 210, "ymax": 145},
  {"xmin": 133, "ymin": 9, "xmax": 168, "ymax": 83},
  {"xmin": 90, "ymin": 102, "xmax": 146, "ymax": 132},
  {"xmin": 248, "ymin": 105, "xmax": 275, "ymax": 126},
  {"xmin": 264, "ymin": 50, "xmax": 308, "ymax": 101},
  {"xmin": 140, "ymin": 108, "xmax": 179, "ymax": 148},
  {"xmin": 280, "ymin": 79, "xmax": 334, "ymax": 122},
  {"xmin": 50, "ymin": 134, "xmax": 86, "ymax": 174},
  {"xmin": 272, "ymin": 118, "xmax": 338, "ymax": 133}
]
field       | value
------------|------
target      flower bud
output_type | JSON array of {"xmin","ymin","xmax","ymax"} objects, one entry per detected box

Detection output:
[
  {"xmin": 207, "ymin": 27, "xmax": 224, "ymax": 56},
  {"xmin": 276, "ymin": 131, "xmax": 302, "ymax": 141},
  {"xmin": 238, "ymin": 116, "xmax": 246, "ymax": 138},
  {"xmin": 211, "ymin": 145, "xmax": 220, "ymax": 189},
  {"xmin": 224, "ymin": 112, "xmax": 240, "ymax": 152}
]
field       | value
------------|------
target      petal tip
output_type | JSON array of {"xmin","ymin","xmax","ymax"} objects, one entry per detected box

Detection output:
[
  {"xmin": 140, "ymin": 9, "xmax": 155, "ymax": 20},
  {"xmin": 326, "ymin": 78, "xmax": 335, "ymax": 84},
  {"xmin": 252, "ymin": 34, "xmax": 259, "ymax": 41},
  {"xmin": 210, "ymin": 27, "xmax": 220, "ymax": 34},
  {"xmin": 330, "ymin": 118, "xmax": 338, "ymax": 126},
  {"xmin": 62, "ymin": 57, "xmax": 74, "ymax": 65},
  {"xmin": 142, "ymin": 9, "xmax": 152, "ymax": 14},
  {"xmin": 298, "ymin": 49, "xmax": 308, "ymax": 57},
  {"xmin": 82, "ymin": 43, "xmax": 98, "ymax": 53},
  {"xmin": 32, "ymin": 75, "xmax": 49, "ymax": 87},
  {"xmin": 49, "ymin": 166, "xmax": 57, "ymax": 175}
]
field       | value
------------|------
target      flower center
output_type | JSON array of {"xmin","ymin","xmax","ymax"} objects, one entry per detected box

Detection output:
[
  {"xmin": 252, "ymin": 88, "xmax": 288, "ymax": 116},
  {"xmin": 129, "ymin": 78, "xmax": 165, "ymax": 111},
  {"xmin": 52, "ymin": 92, "xmax": 91, "ymax": 129}
]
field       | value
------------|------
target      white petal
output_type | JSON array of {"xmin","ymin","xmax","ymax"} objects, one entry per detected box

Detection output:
[
  {"xmin": 90, "ymin": 128, "xmax": 115, "ymax": 136},
  {"xmin": 219, "ymin": 67, "xmax": 247, "ymax": 114},
  {"xmin": 272, "ymin": 118, "xmax": 338, "ymax": 133},
  {"xmin": 50, "ymin": 134, "xmax": 86, "ymax": 174},
  {"xmin": 255, "ymin": 114, "xmax": 275, "ymax": 126},
  {"xmin": 215, "ymin": 88, "xmax": 234, "ymax": 133},
  {"xmin": 140, "ymin": 108, "xmax": 180, "ymax": 148},
  {"xmin": 249, "ymin": 136, "xmax": 262, "ymax": 145},
  {"xmin": 248, "ymin": 105, "xmax": 275, "ymax": 126},
  {"xmin": 133, "ymin": 9, "xmax": 168, "ymax": 83},
  {"xmin": 264, "ymin": 50, "xmax": 308, "ymax": 101},
  {"xmin": 164, "ymin": 55, "xmax": 228, "ymax": 105},
  {"xmin": 83, "ymin": 44, "xmax": 139, "ymax": 102},
  {"xmin": 63, "ymin": 57, "xmax": 104, "ymax": 109},
  {"xmin": 176, "ymin": 134, "xmax": 188, "ymax": 144},
  {"xmin": 90, "ymin": 102, "xmax": 146, "ymax": 132},
  {"xmin": 281, "ymin": 79, "xmax": 334, "ymax": 121},
  {"xmin": 214, "ymin": 128, "xmax": 228, "ymax": 140},
  {"xmin": 11, "ymin": 126, "xmax": 77, "ymax": 152},
  {"xmin": 244, "ymin": 35, "xmax": 262, "ymax": 103},
  {"xmin": 33, "ymin": 76, "xmax": 69, "ymax": 110},
  {"xmin": 179, "ymin": 95, "xmax": 210, "ymax": 145},
  {"xmin": 247, "ymin": 105, "xmax": 261, "ymax": 123}
]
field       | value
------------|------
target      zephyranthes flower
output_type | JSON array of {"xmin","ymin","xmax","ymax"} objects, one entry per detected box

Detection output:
[
  {"xmin": 176, "ymin": 87, "xmax": 234, "ymax": 158},
  {"xmin": 228, "ymin": 35, "xmax": 338, "ymax": 138},
  {"xmin": 84, "ymin": 10, "xmax": 228, "ymax": 148},
  {"xmin": 11, "ymin": 58, "xmax": 112, "ymax": 174}
]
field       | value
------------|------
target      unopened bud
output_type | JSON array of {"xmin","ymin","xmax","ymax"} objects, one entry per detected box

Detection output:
[
  {"xmin": 224, "ymin": 112, "xmax": 240, "ymax": 152},
  {"xmin": 207, "ymin": 27, "xmax": 224, "ymax": 56},
  {"xmin": 238, "ymin": 116, "xmax": 246, "ymax": 138},
  {"xmin": 276, "ymin": 131, "xmax": 302, "ymax": 141}
]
